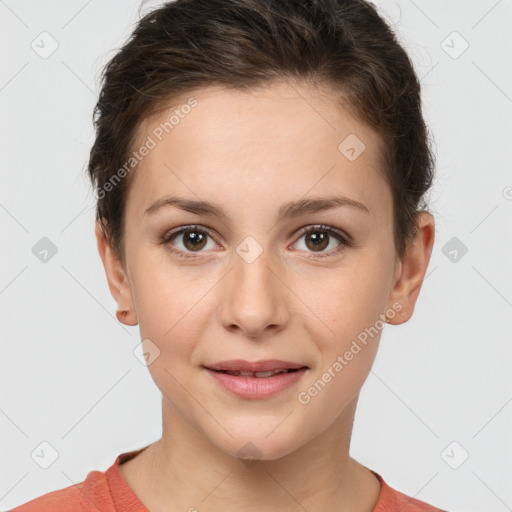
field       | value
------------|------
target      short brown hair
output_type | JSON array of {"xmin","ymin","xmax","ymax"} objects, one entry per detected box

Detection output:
[{"xmin": 87, "ymin": 0, "xmax": 436, "ymax": 264}]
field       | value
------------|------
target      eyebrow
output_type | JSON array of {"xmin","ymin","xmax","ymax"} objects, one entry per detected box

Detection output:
[{"xmin": 144, "ymin": 195, "xmax": 370, "ymax": 223}]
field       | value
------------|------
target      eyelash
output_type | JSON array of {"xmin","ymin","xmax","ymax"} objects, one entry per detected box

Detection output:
[{"xmin": 160, "ymin": 224, "xmax": 352, "ymax": 260}]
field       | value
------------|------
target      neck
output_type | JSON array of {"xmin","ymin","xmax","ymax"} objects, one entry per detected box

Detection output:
[{"xmin": 120, "ymin": 396, "xmax": 381, "ymax": 512}]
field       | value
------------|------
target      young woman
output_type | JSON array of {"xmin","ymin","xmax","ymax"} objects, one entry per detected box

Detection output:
[{"xmin": 12, "ymin": 0, "xmax": 446, "ymax": 510}]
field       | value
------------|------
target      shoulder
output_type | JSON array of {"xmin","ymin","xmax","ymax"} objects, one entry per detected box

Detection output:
[
  {"xmin": 373, "ymin": 471, "xmax": 449, "ymax": 512},
  {"xmin": 392, "ymin": 489, "xmax": 449, "ymax": 512},
  {"xmin": 9, "ymin": 469, "xmax": 114, "ymax": 512}
]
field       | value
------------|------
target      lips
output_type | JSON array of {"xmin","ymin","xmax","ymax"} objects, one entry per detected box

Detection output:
[
  {"xmin": 204, "ymin": 359, "xmax": 308, "ymax": 375},
  {"xmin": 204, "ymin": 360, "xmax": 309, "ymax": 399},
  {"xmin": 214, "ymin": 368, "xmax": 300, "ymax": 378}
]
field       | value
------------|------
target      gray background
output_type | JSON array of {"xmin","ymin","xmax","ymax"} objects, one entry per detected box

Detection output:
[{"xmin": 1, "ymin": 1, "xmax": 511, "ymax": 511}]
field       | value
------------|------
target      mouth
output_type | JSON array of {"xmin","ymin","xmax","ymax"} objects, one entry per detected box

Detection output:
[
  {"xmin": 203, "ymin": 360, "xmax": 309, "ymax": 399},
  {"xmin": 204, "ymin": 359, "xmax": 308, "ymax": 374},
  {"xmin": 212, "ymin": 368, "xmax": 303, "ymax": 378}
]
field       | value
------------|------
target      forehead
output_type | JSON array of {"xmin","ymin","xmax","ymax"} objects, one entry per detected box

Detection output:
[{"xmin": 126, "ymin": 81, "xmax": 391, "ymax": 223}]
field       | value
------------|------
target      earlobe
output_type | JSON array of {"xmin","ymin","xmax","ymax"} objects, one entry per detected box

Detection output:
[
  {"xmin": 386, "ymin": 212, "xmax": 435, "ymax": 325},
  {"xmin": 95, "ymin": 220, "xmax": 138, "ymax": 326},
  {"xmin": 115, "ymin": 308, "xmax": 138, "ymax": 326}
]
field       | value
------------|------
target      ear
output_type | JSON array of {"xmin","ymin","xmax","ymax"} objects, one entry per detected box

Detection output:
[
  {"xmin": 386, "ymin": 211, "xmax": 435, "ymax": 325},
  {"xmin": 95, "ymin": 220, "xmax": 138, "ymax": 326}
]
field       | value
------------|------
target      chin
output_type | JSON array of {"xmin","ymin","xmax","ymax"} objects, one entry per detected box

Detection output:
[{"xmin": 204, "ymin": 416, "xmax": 310, "ymax": 463}]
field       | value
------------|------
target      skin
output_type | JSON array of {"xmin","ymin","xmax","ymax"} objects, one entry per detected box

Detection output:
[{"xmin": 96, "ymin": 79, "xmax": 435, "ymax": 512}]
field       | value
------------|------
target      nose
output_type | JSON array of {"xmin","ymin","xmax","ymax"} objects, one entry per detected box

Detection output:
[{"xmin": 217, "ymin": 248, "xmax": 290, "ymax": 339}]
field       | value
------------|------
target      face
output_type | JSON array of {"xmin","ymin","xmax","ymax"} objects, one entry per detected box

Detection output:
[{"xmin": 97, "ymin": 80, "xmax": 434, "ymax": 461}]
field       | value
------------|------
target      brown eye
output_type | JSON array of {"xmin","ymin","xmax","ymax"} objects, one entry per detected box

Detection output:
[
  {"xmin": 161, "ymin": 225, "xmax": 217, "ymax": 259},
  {"xmin": 180, "ymin": 229, "xmax": 208, "ymax": 251},
  {"xmin": 293, "ymin": 225, "xmax": 350, "ymax": 258},
  {"xmin": 304, "ymin": 230, "xmax": 329, "ymax": 252}
]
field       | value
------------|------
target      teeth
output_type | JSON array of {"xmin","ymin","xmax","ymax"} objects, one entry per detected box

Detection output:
[
  {"xmin": 224, "ymin": 369, "xmax": 291, "ymax": 377},
  {"xmin": 255, "ymin": 371, "xmax": 277, "ymax": 378}
]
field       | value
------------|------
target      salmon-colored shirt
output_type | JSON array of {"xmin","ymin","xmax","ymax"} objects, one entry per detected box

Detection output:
[{"xmin": 11, "ymin": 446, "xmax": 447, "ymax": 511}]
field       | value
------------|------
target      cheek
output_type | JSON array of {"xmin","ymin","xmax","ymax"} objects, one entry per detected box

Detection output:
[
  {"xmin": 136, "ymin": 289, "xmax": 202, "ymax": 360},
  {"xmin": 131, "ymin": 269, "xmax": 205, "ymax": 413},
  {"xmin": 297, "ymin": 307, "xmax": 382, "ymax": 428},
  {"xmin": 129, "ymin": 273, "xmax": 192, "ymax": 372},
  {"xmin": 295, "ymin": 261, "xmax": 389, "ymax": 407},
  {"xmin": 298, "ymin": 262, "xmax": 389, "ymax": 343},
  {"xmin": 129, "ymin": 245, "xmax": 201, "ymax": 334}
]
